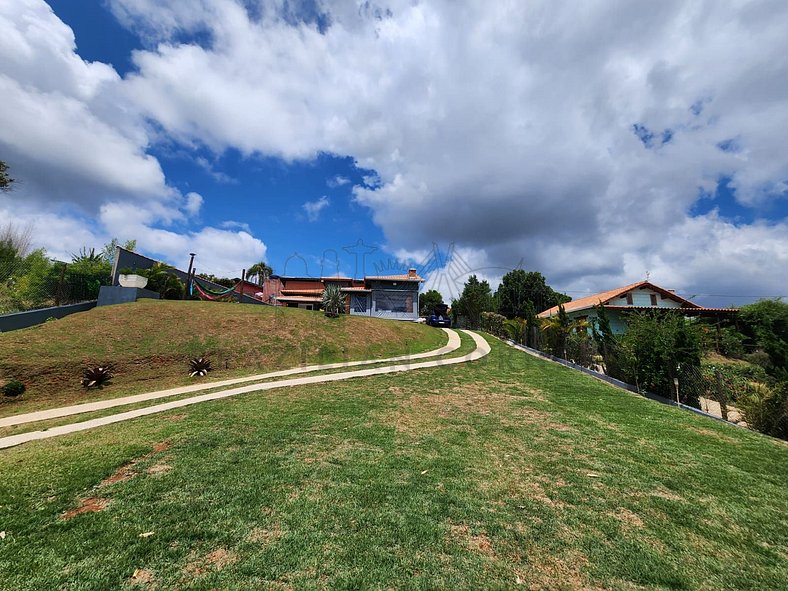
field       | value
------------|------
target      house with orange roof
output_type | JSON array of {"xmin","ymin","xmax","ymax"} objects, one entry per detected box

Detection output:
[
  {"xmin": 267, "ymin": 268, "xmax": 424, "ymax": 320},
  {"xmin": 537, "ymin": 281, "xmax": 737, "ymax": 333}
]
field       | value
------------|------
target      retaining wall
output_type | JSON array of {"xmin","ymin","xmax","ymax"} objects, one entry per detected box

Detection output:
[{"xmin": 0, "ymin": 301, "xmax": 97, "ymax": 333}]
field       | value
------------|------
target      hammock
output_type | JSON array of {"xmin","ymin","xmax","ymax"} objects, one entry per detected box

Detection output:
[
  {"xmin": 192, "ymin": 280, "xmax": 237, "ymax": 301},
  {"xmin": 192, "ymin": 279, "xmax": 238, "ymax": 296}
]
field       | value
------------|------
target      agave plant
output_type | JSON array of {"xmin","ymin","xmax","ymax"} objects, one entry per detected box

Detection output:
[
  {"xmin": 82, "ymin": 365, "xmax": 113, "ymax": 389},
  {"xmin": 322, "ymin": 284, "xmax": 344, "ymax": 318},
  {"xmin": 189, "ymin": 357, "xmax": 212, "ymax": 377}
]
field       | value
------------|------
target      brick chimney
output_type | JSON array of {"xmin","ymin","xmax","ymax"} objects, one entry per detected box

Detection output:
[{"xmin": 408, "ymin": 268, "xmax": 417, "ymax": 279}]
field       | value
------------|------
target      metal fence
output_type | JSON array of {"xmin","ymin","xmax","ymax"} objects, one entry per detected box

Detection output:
[{"xmin": 0, "ymin": 259, "xmax": 108, "ymax": 316}]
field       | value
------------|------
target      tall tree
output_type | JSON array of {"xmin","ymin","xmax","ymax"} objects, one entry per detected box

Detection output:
[
  {"xmin": 0, "ymin": 160, "xmax": 13, "ymax": 192},
  {"xmin": 452, "ymin": 275, "xmax": 494, "ymax": 329},
  {"xmin": 739, "ymin": 299, "xmax": 788, "ymax": 380},
  {"xmin": 540, "ymin": 303, "xmax": 573, "ymax": 358},
  {"xmin": 419, "ymin": 289, "xmax": 444, "ymax": 316},
  {"xmin": 496, "ymin": 269, "xmax": 570, "ymax": 318},
  {"xmin": 102, "ymin": 238, "xmax": 137, "ymax": 267}
]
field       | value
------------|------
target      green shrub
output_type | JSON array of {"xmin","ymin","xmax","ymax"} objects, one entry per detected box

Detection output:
[
  {"xmin": 738, "ymin": 381, "xmax": 788, "ymax": 441},
  {"xmin": 611, "ymin": 312, "xmax": 703, "ymax": 408},
  {"xmin": 565, "ymin": 333, "xmax": 597, "ymax": 368},
  {"xmin": 701, "ymin": 362, "xmax": 769, "ymax": 400},
  {"xmin": 138, "ymin": 263, "xmax": 185, "ymax": 300},
  {"xmin": 480, "ymin": 311, "xmax": 506, "ymax": 337},
  {"xmin": 2, "ymin": 380, "xmax": 25, "ymax": 397}
]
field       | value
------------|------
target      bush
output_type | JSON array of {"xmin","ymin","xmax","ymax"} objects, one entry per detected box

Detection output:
[
  {"xmin": 480, "ymin": 311, "xmax": 506, "ymax": 337},
  {"xmin": 2, "ymin": 380, "xmax": 25, "ymax": 397},
  {"xmin": 565, "ymin": 333, "xmax": 597, "ymax": 368},
  {"xmin": 139, "ymin": 263, "xmax": 185, "ymax": 300},
  {"xmin": 738, "ymin": 381, "xmax": 788, "ymax": 440},
  {"xmin": 701, "ymin": 362, "xmax": 770, "ymax": 400},
  {"xmin": 612, "ymin": 312, "xmax": 703, "ymax": 408}
]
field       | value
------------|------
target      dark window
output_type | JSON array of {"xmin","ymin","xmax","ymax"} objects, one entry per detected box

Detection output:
[
  {"xmin": 626, "ymin": 293, "xmax": 633, "ymax": 305},
  {"xmin": 650, "ymin": 294, "xmax": 658, "ymax": 306},
  {"xmin": 351, "ymin": 294, "xmax": 368, "ymax": 313},
  {"xmin": 375, "ymin": 291, "xmax": 412, "ymax": 313}
]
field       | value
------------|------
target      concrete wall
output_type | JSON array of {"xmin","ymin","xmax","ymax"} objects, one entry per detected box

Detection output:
[
  {"xmin": 97, "ymin": 286, "xmax": 160, "ymax": 307},
  {"xmin": 0, "ymin": 301, "xmax": 96, "ymax": 332}
]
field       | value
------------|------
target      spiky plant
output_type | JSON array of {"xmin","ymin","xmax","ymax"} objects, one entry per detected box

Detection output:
[
  {"xmin": 189, "ymin": 357, "xmax": 212, "ymax": 377},
  {"xmin": 2, "ymin": 380, "xmax": 25, "ymax": 398},
  {"xmin": 322, "ymin": 284, "xmax": 344, "ymax": 318},
  {"xmin": 81, "ymin": 365, "xmax": 113, "ymax": 389}
]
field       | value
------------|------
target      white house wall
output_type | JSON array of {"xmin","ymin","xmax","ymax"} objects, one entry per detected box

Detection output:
[{"xmin": 609, "ymin": 288, "xmax": 683, "ymax": 308}]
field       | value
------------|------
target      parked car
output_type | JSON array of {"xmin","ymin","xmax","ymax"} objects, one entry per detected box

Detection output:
[{"xmin": 427, "ymin": 303, "xmax": 451, "ymax": 327}]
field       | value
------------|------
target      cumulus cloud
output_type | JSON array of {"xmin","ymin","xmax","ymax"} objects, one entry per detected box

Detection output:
[
  {"xmin": 99, "ymin": 201, "xmax": 266, "ymax": 276},
  {"xmin": 0, "ymin": 0, "xmax": 269, "ymax": 274},
  {"xmin": 302, "ymin": 195, "xmax": 330, "ymax": 222},
  {"xmin": 2, "ymin": 0, "xmax": 787, "ymax": 304},
  {"xmin": 100, "ymin": 0, "xmax": 788, "ymax": 304}
]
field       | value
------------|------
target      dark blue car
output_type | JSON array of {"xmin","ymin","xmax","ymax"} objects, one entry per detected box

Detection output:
[{"xmin": 427, "ymin": 303, "xmax": 451, "ymax": 327}]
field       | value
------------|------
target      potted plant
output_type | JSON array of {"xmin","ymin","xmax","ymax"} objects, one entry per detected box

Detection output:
[{"xmin": 118, "ymin": 267, "xmax": 149, "ymax": 289}]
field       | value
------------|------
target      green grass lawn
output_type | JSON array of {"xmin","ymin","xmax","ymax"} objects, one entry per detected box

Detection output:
[
  {"xmin": 0, "ymin": 335, "xmax": 785, "ymax": 590},
  {"xmin": 0, "ymin": 300, "xmax": 446, "ymax": 417}
]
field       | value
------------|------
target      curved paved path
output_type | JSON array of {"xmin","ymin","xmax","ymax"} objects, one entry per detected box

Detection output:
[
  {"xmin": 0, "ymin": 330, "xmax": 489, "ymax": 449},
  {"xmin": 0, "ymin": 328, "xmax": 461, "ymax": 429}
]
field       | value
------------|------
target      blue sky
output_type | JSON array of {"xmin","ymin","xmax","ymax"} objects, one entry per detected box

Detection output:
[
  {"xmin": 1, "ymin": 1, "xmax": 786, "ymax": 306},
  {"xmin": 43, "ymin": 0, "xmax": 388, "ymax": 280}
]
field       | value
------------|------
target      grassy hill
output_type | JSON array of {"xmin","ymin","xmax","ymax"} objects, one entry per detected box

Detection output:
[
  {"xmin": 0, "ymin": 335, "xmax": 785, "ymax": 590},
  {"xmin": 0, "ymin": 300, "xmax": 445, "ymax": 415}
]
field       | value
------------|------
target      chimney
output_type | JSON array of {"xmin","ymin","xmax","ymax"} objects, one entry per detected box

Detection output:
[{"xmin": 408, "ymin": 268, "xmax": 417, "ymax": 279}]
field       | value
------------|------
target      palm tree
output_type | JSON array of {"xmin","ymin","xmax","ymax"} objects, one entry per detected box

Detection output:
[
  {"xmin": 322, "ymin": 284, "xmax": 343, "ymax": 317},
  {"xmin": 540, "ymin": 303, "xmax": 588, "ymax": 359},
  {"xmin": 70, "ymin": 247, "xmax": 105, "ymax": 264},
  {"xmin": 247, "ymin": 262, "xmax": 273, "ymax": 286}
]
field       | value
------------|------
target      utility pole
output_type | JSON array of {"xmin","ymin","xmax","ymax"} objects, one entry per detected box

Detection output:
[
  {"xmin": 184, "ymin": 252, "xmax": 196, "ymax": 299},
  {"xmin": 239, "ymin": 269, "xmax": 245, "ymax": 304}
]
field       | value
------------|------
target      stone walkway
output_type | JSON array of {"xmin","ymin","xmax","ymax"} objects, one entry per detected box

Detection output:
[{"xmin": 0, "ymin": 330, "xmax": 489, "ymax": 449}]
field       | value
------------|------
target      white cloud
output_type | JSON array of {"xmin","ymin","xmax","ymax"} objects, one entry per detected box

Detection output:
[
  {"xmin": 3, "ymin": 0, "xmax": 788, "ymax": 304},
  {"xmin": 99, "ymin": 201, "xmax": 266, "ymax": 277},
  {"xmin": 302, "ymin": 195, "xmax": 330, "ymax": 222},
  {"xmin": 104, "ymin": 0, "xmax": 788, "ymax": 302},
  {"xmin": 184, "ymin": 192, "xmax": 203, "ymax": 217},
  {"xmin": 0, "ymin": 0, "xmax": 269, "ymax": 275},
  {"xmin": 327, "ymin": 175, "xmax": 350, "ymax": 188}
]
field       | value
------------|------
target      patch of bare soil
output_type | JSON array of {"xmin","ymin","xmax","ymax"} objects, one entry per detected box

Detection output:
[
  {"xmin": 99, "ymin": 441, "xmax": 171, "ymax": 487},
  {"xmin": 630, "ymin": 487, "xmax": 684, "ymax": 502},
  {"xmin": 146, "ymin": 462, "xmax": 172, "ymax": 476},
  {"xmin": 610, "ymin": 507, "xmax": 644, "ymax": 529},
  {"xmin": 449, "ymin": 523, "xmax": 496, "ymax": 557},
  {"xmin": 162, "ymin": 413, "xmax": 187, "ymax": 422},
  {"xmin": 61, "ymin": 497, "xmax": 109, "ymax": 520},
  {"xmin": 248, "ymin": 525, "xmax": 283, "ymax": 545},
  {"xmin": 184, "ymin": 548, "xmax": 238, "ymax": 577},
  {"xmin": 517, "ymin": 550, "xmax": 604, "ymax": 591},
  {"xmin": 128, "ymin": 568, "xmax": 155, "ymax": 587}
]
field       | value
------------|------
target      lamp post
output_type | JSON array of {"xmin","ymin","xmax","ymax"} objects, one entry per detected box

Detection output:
[{"xmin": 185, "ymin": 252, "xmax": 196, "ymax": 299}]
